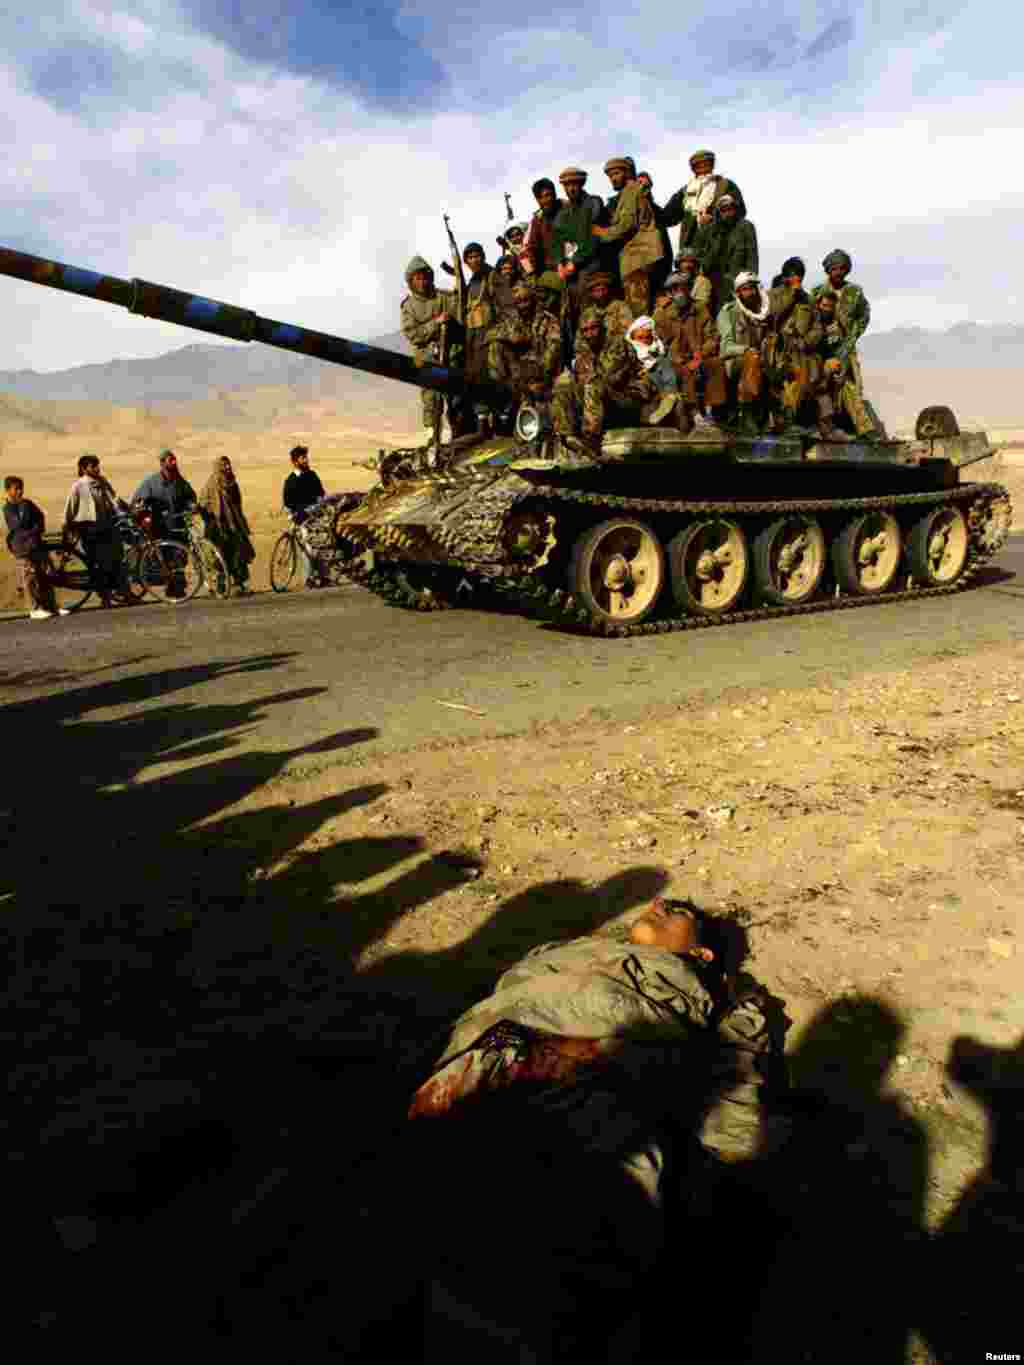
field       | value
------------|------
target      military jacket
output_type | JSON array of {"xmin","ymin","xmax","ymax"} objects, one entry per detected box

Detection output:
[
  {"xmin": 707, "ymin": 217, "xmax": 759, "ymax": 301},
  {"xmin": 717, "ymin": 297, "xmax": 774, "ymax": 362},
  {"xmin": 600, "ymin": 180, "xmax": 667, "ymax": 277},
  {"xmin": 813, "ymin": 312, "xmax": 856, "ymax": 380},
  {"xmin": 768, "ymin": 286, "xmax": 823, "ymax": 352},
  {"xmin": 400, "ymin": 287, "xmax": 458, "ymax": 361},
  {"xmin": 465, "ymin": 268, "xmax": 494, "ymax": 331},
  {"xmin": 810, "ymin": 281, "xmax": 870, "ymax": 364},
  {"xmin": 653, "ymin": 301, "xmax": 718, "ymax": 366},
  {"xmin": 579, "ymin": 297, "xmax": 633, "ymax": 340},
  {"xmin": 550, "ymin": 195, "xmax": 604, "ymax": 276},
  {"xmin": 591, "ymin": 334, "xmax": 658, "ymax": 404},
  {"xmin": 524, "ymin": 201, "xmax": 567, "ymax": 275},
  {"xmin": 493, "ymin": 309, "xmax": 563, "ymax": 388}
]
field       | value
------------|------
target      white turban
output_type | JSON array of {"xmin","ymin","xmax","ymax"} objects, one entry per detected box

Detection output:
[
  {"xmin": 626, "ymin": 316, "xmax": 665, "ymax": 370},
  {"xmin": 733, "ymin": 271, "xmax": 760, "ymax": 291}
]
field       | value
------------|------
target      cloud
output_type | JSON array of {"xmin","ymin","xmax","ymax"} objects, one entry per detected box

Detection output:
[{"xmin": 0, "ymin": 0, "xmax": 1018, "ymax": 371}]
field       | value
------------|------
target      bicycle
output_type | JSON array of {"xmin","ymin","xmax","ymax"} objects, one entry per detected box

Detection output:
[
  {"xmin": 136, "ymin": 507, "xmax": 232, "ymax": 605},
  {"xmin": 269, "ymin": 494, "xmax": 364, "ymax": 593},
  {"xmin": 42, "ymin": 506, "xmax": 152, "ymax": 613}
]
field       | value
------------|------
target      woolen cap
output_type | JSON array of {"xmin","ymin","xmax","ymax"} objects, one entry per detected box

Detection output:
[
  {"xmin": 689, "ymin": 148, "xmax": 715, "ymax": 165},
  {"xmin": 558, "ymin": 166, "xmax": 588, "ymax": 183},
  {"xmin": 603, "ymin": 156, "xmax": 634, "ymax": 174}
]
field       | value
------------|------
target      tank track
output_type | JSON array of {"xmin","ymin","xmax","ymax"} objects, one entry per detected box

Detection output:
[{"xmin": 337, "ymin": 482, "xmax": 1012, "ymax": 636}]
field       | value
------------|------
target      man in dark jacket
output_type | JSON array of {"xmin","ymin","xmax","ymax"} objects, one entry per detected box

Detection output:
[
  {"xmin": 132, "ymin": 451, "xmax": 197, "ymax": 531},
  {"xmin": 4, "ymin": 476, "xmax": 65, "ymax": 618},
  {"xmin": 283, "ymin": 445, "xmax": 327, "ymax": 588},
  {"xmin": 705, "ymin": 195, "xmax": 758, "ymax": 307}
]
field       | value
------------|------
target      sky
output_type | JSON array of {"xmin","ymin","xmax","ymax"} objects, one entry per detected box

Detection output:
[{"xmin": 0, "ymin": 0, "xmax": 1019, "ymax": 371}]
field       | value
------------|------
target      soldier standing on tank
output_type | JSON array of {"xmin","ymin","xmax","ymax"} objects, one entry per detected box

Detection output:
[
  {"xmin": 661, "ymin": 150, "xmax": 746, "ymax": 254},
  {"xmin": 399, "ymin": 255, "xmax": 462, "ymax": 443},
  {"xmin": 704, "ymin": 194, "xmax": 758, "ymax": 308},
  {"xmin": 653, "ymin": 275, "xmax": 727, "ymax": 431},
  {"xmin": 461, "ymin": 242, "xmax": 494, "ymax": 387},
  {"xmin": 810, "ymin": 250, "xmax": 871, "ymax": 397},
  {"xmin": 765, "ymin": 258, "xmax": 823, "ymax": 431},
  {"xmin": 488, "ymin": 254, "xmax": 523, "ymax": 323},
  {"xmin": 488, "ymin": 283, "xmax": 562, "ymax": 404},
  {"xmin": 578, "ymin": 272, "xmax": 634, "ymax": 341},
  {"xmin": 591, "ymin": 157, "xmax": 667, "ymax": 319},
  {"xmin": 551, "ymin": 312, "xmax": 676, "ymax": 451},
  {"xmin": 811, "ymin": 292, "xmax": 881, "ymax": 442},
  {"xmin": 523, "ymin": 179, "xmax": 565, "ymax": 284}
]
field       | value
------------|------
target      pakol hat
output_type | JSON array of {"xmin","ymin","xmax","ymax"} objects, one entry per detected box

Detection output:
[
  {"xmin": 558, "ymin": 166, "xmax": 587, "ymax": 183},
  {"xmin": 823, "ymin": 249, "xmax": 852, "ymax": 273},
  {"xmin": 689, "ymin": 148, "xmax": 715, "ymax": 166},
  {"xmin": 585, "ymin": 271, "xmax": 615, "ymax": 288},
  {"xmin": 603, "ymin": 156, "xmax": 635, "ymax": 174},
  {"xmin": 780, "ymin": 256, "xmax": 806, "ymax": 278}
]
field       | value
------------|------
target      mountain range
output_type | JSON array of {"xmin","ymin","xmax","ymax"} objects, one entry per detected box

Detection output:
[{"xmin": 1, "ymin": 323, "xmax": 1021, "ymax": 407}]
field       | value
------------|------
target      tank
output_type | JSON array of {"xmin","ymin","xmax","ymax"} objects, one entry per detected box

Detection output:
[{"xmin": 1, "ymin": 245, "xmax": 1012, "ymax": 638}]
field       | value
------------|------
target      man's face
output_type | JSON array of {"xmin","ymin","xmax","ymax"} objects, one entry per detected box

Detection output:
[
  {"xmin": 465, "ymin": 249, "xmax": 484, "ymax": 274},
  {"xmin": 535, "ymin": 186, "xmax": 556, "ymax": 213},
  {"xmin": 499, "ymin": 258, "xmax": 516, "ymax": 279},
  {"xmin": 161, "ymin": 455, "xmax": 179, "ymax": 478},
  {"xmin": 514, "ymin": 292, "xmax": 534, "ymax": 318},
  {"xmin": 692, "ymin": 157, "xmax": 714, "ymax": 177},
  {"xmin": 678, "ymin": 256, "xmax": 698, "ymax": 275},
  {"xmin": 6, "ymin": 483, "xmax": 23, "ymax": 503},
  {"xmin": 670, "ymin": 285, "xmax": 691, "ymax": 307},
  {"xmin": 719, "ymin": 203, "xmax": 738, "ymax": 222},
  {"xmin": 85, "ymin": 460, "xmax": 101, "ymax": 478},
  {"xmin": 589, "ymin": 282, "xmax": 610, "ymax": 306},
  {"xmin": 580, "ymin": 322, "xmax": 602, "ymax": 348},
  {"xmin": 410, "ymin": 269, "xmax": 432, "ymax": 294},
  {"xmin": 638, "ymin": 172, "xmax": 652, "ymax": 191},
  {"xmin": 563, "ymin": 179, "xmax": 584, "ymax": 204},
  {"xmin": 294, "ymin": 452, "xmax": 310, "ymax": 470},
  {"xmin": 738, "ymin": 284, "xmax": 761, "ymax": 309},
  {"xmin": 828, "ymin": 264, "xmax": 849, "ymax": 287},
  {"xmin": 606, "ymin": 167, "xmax": 629, "ymax": 191},
  {"xmin": 506, "ymin": 228, "xmax": 524, "ymax": 250},
  {"xmin": 631, "ymin": 325, "xmax": 654, "ymax": 346},
  {"xmin": 783, "ymin": 272, "xmax": 803, "ymax": 290},
  {"xmin": 818, "ymin": 300, "xmax": 837, "ymax": 325}
]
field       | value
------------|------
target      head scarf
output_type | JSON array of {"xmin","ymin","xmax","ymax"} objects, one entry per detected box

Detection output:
[
  {"xmin": 200, "ymin": 457, "xmax": 251, "ymax": 542},
  {"xmin": 732, "ymin": 273, "xmax": 771, "ymax": 322},
  {"xmin": 626, "ymin": 315, "xmax": 666, "ymax": 371}
]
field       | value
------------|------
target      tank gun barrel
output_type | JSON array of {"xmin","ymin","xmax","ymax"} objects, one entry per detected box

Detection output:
[{"xmin": 0, "ymin": 245, "xmax": 474, "ymax": 398}]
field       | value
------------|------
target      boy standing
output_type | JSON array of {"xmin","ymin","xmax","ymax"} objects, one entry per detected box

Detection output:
[{"xmin": 4, "ymin": 476, "xmax": 67, "ymax": 619}]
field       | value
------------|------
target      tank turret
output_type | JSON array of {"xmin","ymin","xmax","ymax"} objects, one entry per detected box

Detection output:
[{"xmin": 0, "ymin": 245, "xmax": 492, "ymax": 402}]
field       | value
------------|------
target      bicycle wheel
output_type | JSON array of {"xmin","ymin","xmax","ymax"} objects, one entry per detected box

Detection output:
[
  {"xmin": 194, "ymin": 538, "xmax": 231, "ymax": 599},
  {"xmin": 138, "ymin": 540, "xmax": 203, "ymax": 603},
  {"xmin": 269, "ymin": 532, "xmax": 299, "ymax": 592},
  {"xmin": 115, "ymin": 545, "xmax": 148, "ymax": 604},
  {"xmin": 46, "ymin": 546, "xmax": 93, "ymax": 612}
]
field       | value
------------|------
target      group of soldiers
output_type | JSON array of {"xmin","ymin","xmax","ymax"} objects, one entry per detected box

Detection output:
[{"xmin": 400, "ymin": 149, "xmax": 882, "ymax": 453}]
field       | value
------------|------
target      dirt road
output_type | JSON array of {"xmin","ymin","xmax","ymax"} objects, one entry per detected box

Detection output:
[{"xmin": 7, "ymin": 538, "xmax": 1023, "ymax": 1360}]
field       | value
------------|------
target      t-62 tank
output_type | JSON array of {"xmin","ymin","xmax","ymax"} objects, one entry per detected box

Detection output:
[{"xmin": 1, "ymin": 245, "xmax": 1012, "ymax": 638}]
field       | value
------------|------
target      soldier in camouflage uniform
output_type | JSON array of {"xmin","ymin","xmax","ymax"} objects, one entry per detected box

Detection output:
[
  {"xmin": 811, "ymin": 292, "xmax": 881, "ymax": 441},
  {"xmin": 488, "ymin": 283, "xmax": 562, "ymax": 402},
  {"xmin": 399, "ymin": 255, "xmax": 460, "ymax": 440},
  {"xmin": 653, "ymin": 275, "xmax": 727, "ymax": 430},
  {"xmin": 765, "ymin": 257, "xmax": 823, "ymax": 430},
  {"xmin": 592, "ymin": 156, "xmax": 668, "ymax": 319},
  {"xmin": 810, "ymin": 249, "xmax": 871, "ymax": 395},
  {"xmin": 579, "ymin": 272, "xmax": 633, "ymax": 341},
  {"xmin": 552, "ymin": 312, "xmax": 676, "ymax": 449}
]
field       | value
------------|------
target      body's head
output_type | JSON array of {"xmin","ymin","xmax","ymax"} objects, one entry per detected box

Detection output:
[
  {"xmin": 532, "ymin": 178, "xmax": 557, "ymax": 213},
  {"xmin": 586, "ymin": 272, "xmax": 614, "ymax": 307},
  {"xmin": 512, "ymin": 283, "xmax": 535, "ymax": 319},
  {"xmin": 780, "ymin": 256, "xmax": 806, "ymax": 290},
  {"xmin": 665, "ymin": 273, "xmax": 693, "ymax": 310},
  {"xmin": 823, "ymin": 249, "xmax": 852, "ymax": 288},
  {"xmin": 463, "ymin": 242, "xmax": 486, "ymax": 275},
  {"xmin": 627, "ymin": 316, "xmax": 656, "ymax": 347},
  {"xmin": 717, "ymin": 194, "xmax": 739, "ymax": 225},
  {"xmin": 405, "ymin": 255, "xmax": 435, "ymax": 298},
  {"xmin": 216, "ymin": 456, "xmax": 235, "ymax": 484},
  {"xmin": 675, "ymin": 249, "xmax": 701, "ymax": 277},
  {"xmin": 290, "ymin": 445, "xmax": 311, "ymax": 470},
  {"xmin": 78, "ymin": 454, "xmax": 101, "ymax": 478},
  {"xmin": 637, "ymin": 170, "xmax": 653, "ymax": 191},
  {"xmin": 496, "ymin": 254, "xmax": 520, "ymax": 281},
  {"xmin": 579, "ymin": 313, "xmax": 605, "ymax": 352},
  {"xmin": 630, "ymin": 899, "xmax": 714, "ymax": 961},
  {"xmin": 734, "ymin": 272, "xmax": 762, "ymax": 310},
  {"xmin": 505, "ymin": 224, "xmax": 526, "ymax": 252},
  {"xmin": 4, "ymin": 475, "xmax": 24, "ymax": 503},
  {"xmin": 603, "ymin": 156, "xmax": 635, "ymax": 192},
  {"xmin": 817, "ymin": 293, "xmax": 838, "ymax": 325},
  {"xmin": 559, "ymin": 167, "xmax": 587, "ymax": 205},
  {"xmin": 689, "ymin": 149, "xmax": 715, "ymax": 178},
  {"xmin": 159, "ymin": 449, "xmax": 180, "ymax": 481}
]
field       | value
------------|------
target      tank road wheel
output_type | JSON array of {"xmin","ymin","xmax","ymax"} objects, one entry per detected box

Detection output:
[
  {"xmin": 752, "ymin": 516, "xmax": 826, "ymax": 606},
  {"xmin": 831, "ymin": 511, "xmax": 902, "ymax": 595},
  {"xmin": 905, "ymin": 505, "xmax": 969, "ymax": 585},
  {"xmin": 668, "ymin": 519, "xmax": 749, "ymax": 616},
  {"xmin": 269, "ymin": 532, "xmax": 299, "ymax": 592},
  {"xmin": 569, "ymin": 518, "xmax": 666, "ymax": 626}
]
